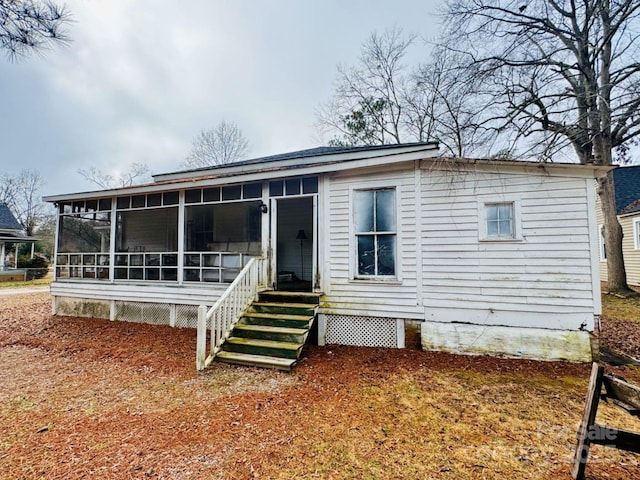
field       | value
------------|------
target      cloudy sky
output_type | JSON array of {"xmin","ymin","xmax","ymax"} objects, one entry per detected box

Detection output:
[{"xmin": 0, "ymin": 0, "xmax": 442, "ymax": 197}]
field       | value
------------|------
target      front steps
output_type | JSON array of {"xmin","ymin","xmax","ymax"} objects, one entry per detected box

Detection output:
[{"xmin": 215, "ymin": 291, "xmax": 321, "ymax": 371}]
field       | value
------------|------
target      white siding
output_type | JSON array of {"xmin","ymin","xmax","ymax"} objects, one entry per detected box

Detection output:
[
  {"xmin": 323, "ymin": 163, "xmax": 423, "ymax": 318},
  {"xmin": 596, "ymin": 192, "xmax": 640, "ymax": 286},
  {"xmin": 420, "ymin": 166, "xmax": 596, "ymax": 330}
]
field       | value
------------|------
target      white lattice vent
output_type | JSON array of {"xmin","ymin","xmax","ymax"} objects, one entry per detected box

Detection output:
[
  {"xmin": 176, "ymin": 304, "xmax": 200, "ymax": 329},
  {"xmin": 325, "ymin": 315, "xmax": 398, "ymax": 348},
  {"xmin": 115, "ymin": 301, "xmax": 170, "ymax": 326}
]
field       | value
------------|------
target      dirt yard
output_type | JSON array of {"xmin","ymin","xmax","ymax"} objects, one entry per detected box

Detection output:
[{"xmin": 1, "ymin": 293, "xmax": 639, "ymax": 479}]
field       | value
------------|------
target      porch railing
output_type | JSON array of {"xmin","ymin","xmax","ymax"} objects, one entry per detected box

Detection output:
[{"xmin": 196, "ymin": 256, "xmax": 267, "ymax": 370}]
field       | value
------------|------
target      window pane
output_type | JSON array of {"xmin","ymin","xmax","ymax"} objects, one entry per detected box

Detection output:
[
  {"xmin": 375, "ymin": 189, "xmax": 395, "ymax": 231},
  {"xmin": 222, "ymin": 185, "xmax": 241, "ymax": 201},
  {"xmin": 269, "ymin": 181, "xmax": 283, "ymax": 197},
  {"xmin": 355, "ymin": 190, "xmax": 374, "ymax": 232},
  {"xmin": 163, "ymin": 192, "xmax": 179, "ymax": 205},
  {"xmin": 203, "ymin": 187, "xmax": 220, "ymax": 202},
  {"xmin": 243, "ymin": 182, "xmax": 262, "ymax": 199},
  {"xmin": 146, "ymin": 194, "xmax": 161, "ymax": 207},
  {"xmin": 377, "ymin": 235, "xmax": 395, "ymax": 275},
  {"xmin": 131, "ymin": 195, "xmax": 145, "ymax": 208},
  {"xmin": 302, "ymin": 177, "xmax": 318, "ymax": 194},
  {"xmin": 486, "ymin": 203, "xmax": 513, "ymax": 238},
  {"xmin": 357, "ymin": 235, "xmax": 375, "ymax": 275},
  {"xmin": 285, "ymin": 179, "xmax": 300, "ymax": 195},
  {"xmin": 185, "ymin": 189, "xmax": 201, "ymax": 203},
  {"xmin": 116, "ymin": 197, "xmax": 130, "ymax": 209}
]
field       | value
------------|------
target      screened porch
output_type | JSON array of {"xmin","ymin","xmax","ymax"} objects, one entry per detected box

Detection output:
[{"xmin": 54, "ymin": 183, "xmax": 266, "ymax": 285}]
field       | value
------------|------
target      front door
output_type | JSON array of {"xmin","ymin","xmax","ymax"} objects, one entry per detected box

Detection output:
[{"xmin": 271, "ymin": 196, "xmax": 315, "ymax": 291}]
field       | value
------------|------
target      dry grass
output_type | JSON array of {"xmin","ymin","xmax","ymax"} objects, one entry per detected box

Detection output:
[
  {"xmin": 1, "ymin": 293, "xmax": 640, "ymax": 479},
  {"xmin": 601, "ymin": 293, "xmax": 640, "ymax": 323},
  {"xmin": 0, "ymin": 271, "xmax": 53, "ymax": 288}
]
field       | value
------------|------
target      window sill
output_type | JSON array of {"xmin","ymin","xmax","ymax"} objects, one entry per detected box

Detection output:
[
  {"xmin": 479, "ymin": 237, "xmax": 524, "ymax": 243},
  {"xmin": 351, "ymin": 277, "xmax": 402, "ymax": 285}
]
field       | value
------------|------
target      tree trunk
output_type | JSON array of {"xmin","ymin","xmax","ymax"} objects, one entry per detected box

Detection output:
[{"xmin": 597, "ymin": 172, "xmax": 630, "ymax": 293}]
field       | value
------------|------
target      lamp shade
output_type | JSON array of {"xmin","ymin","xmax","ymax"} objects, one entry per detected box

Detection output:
[{"xmin": 296, "ymin": 229, "xmax": 307, "ymax": 240}]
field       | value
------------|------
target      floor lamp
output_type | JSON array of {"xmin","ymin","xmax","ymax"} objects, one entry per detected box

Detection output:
[{"xmin": 296, "ymin": 229, "xmax": 307, "ymax": 281}]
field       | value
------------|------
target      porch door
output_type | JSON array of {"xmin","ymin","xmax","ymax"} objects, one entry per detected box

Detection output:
[{"xmin": 271, "ymin": 196, "xmax": 316, "ymax": 292}]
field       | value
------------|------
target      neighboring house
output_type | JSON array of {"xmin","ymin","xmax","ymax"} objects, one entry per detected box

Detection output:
[
  {"xmin": 596, "ymin": 165, "xmax": 640, "ymax": 287},
  {"xmin": 44, "ymin": 143, "xmax": 608, "ymax": 366},
  {"xmin": 0, "ymin": 203, "xmax": 37, "ymax": 271}
]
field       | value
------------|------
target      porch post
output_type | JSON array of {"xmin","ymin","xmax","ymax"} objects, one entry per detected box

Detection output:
[
  {"xmin": 196, "ymin": 304, "xmax": 208, "ymax": 371},
  {"xmin": 0, "ymin": 242, "xmax": 5, "ymax": 271},
  {"xmin": 108, "ymin": 197, "xmax": 117, "ymax": 283},
  {"xmin": 177, "ymin": 190, "xmax": 185, "ymax": 284}
]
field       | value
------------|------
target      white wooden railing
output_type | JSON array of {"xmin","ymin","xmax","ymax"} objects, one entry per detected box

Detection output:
[{"xmin": 196, "ymin": 256, "xmax": 267, "ymax": 370}]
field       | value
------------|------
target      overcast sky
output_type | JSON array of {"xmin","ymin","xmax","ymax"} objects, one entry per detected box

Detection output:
[{"xmin": 0, "ymin": 0, "xmax": 442, "ymax": 197}]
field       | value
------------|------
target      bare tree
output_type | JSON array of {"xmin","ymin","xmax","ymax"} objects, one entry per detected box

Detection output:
[
  {"xmin": 0, "ymin": 0, "xmax": 70, "ymax": 61},
  {"xmin": 1, "ymin": 169, "xmax": 47, "ymax": 236},
  {"xmin": 444, "ymin": 0, "xmax": 640, "ymax": 293},
  {"xmin": 317, "ymin": 28, "xmax": 491, "ymax": 155},
  {"xmin": 184, "ymin": 121, "xmax": 250, "ymax": 168},
  {"xmin": 318, "ymin": 28, "xmax": 423, "ymax": 146},
  {"xmin": 78, "ymin": 162, "xmax": 151, "ymax": 189}
]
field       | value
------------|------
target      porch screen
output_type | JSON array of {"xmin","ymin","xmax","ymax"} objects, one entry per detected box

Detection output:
[
  {"xmin": 185, "ymin": 202, "xmax": 262, "ymax": 253},
  {"xmin": 57, "ymin": 212, "xmax": 112, "ymax": 280}
]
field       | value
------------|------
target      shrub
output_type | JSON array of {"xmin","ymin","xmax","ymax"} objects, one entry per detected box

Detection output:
[{"xmin": 17, "ymin": 255, "xmax": 50, "ymax": 280}]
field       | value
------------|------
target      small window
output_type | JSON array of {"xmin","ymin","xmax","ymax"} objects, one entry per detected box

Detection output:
[
  {"xmin": 354, "ymin": 188, "xmax": 396, "ymax": 277},
  {"xmin": 269, "ymin": 181, "xmax": 284, "ymax": 197},
  {"xmin": 203, "ymin": 187, "xmax": 220, "ymax": 202},
  {"xmin": 600, "ymin": 225, "xmax": 607, "ymax": 261},
  {"xmin": 146, "ymin": 194, "xmax": 161, "ymax": 207},
  {"xmin": 131, "ymin": 195, "xmax": 146, "ymax": 208},
  {"xmin": 99, "ymin": 198, "xmax": 112, "ymax": 211},
  {"xmin": 163, "ymin": 191, "xmax": 179, "ymax": 205},
  {"xmin": 222, "ymin": 185, "xmax": 242, "ymax": 201},
  {"xmin": 303, "ymin": 177, "xmax": 318, "ymax": 194},
  {"xmin": 285, "ymin": 178, "xmax": 301, "ymax": 195},
  {"xmin": 480, "ymin": 201, "xmax": 521, "ymax": 241},
  {"xmin": 243, "ymin": 182, "xmax": 262, "ymax": 199},
  {"xmin": 185, "ymin": 189, "xmax": 202, "ymax": 204},
  {"xmin": 486, "ymin": 203, "xmax": 514, "ymax": 238},
  {"xmin": 634, "ymin": 219, "xmax": 640, "ymax": 250},
  {"xmin": 116, "ymin": 197, "xmax": 130, "ymax": 209}
]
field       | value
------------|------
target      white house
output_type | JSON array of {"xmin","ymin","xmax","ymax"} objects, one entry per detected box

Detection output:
[{"xmin": 44, "ymin": 143, "xmax": 608, "ymax": 369}]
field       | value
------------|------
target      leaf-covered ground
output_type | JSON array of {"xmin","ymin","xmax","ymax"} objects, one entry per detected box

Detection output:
[{"xmin": 1, "ymin": 292, "xmax": 639, "ymax": 479}]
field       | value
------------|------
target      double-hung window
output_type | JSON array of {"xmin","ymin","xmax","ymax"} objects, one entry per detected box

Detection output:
[{"xmin": 354, "ymin": 188, "xmax": 396, "ymax": 277}]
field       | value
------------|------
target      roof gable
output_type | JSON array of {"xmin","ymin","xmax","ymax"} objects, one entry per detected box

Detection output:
[{"xmin": 0, "ymin": 203, "xmax": 23, "ymax": 231}]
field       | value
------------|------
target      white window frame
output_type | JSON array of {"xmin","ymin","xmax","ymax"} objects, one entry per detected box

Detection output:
[
  {"xmin": 634, "ymin": 218, "xmax": 640, "ymax": 250},
  {"xmin": 350, "ymin": 184, "xmax": 401, "ymax": 282},
  {"xmin": 599, "ymin": 224, "xmax": 607, "ymax": 261},
  {"xmin": 478, "ymin": 198, "xmax": 522, "ymax": 242}
]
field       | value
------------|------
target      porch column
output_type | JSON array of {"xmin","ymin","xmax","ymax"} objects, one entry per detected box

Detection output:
[
  {"xmin": 0, "ymin": 242, "xmax": 5, "ymax": 271},
  {"xmin": 177, "ymin": 190, "xmax": 185, "ymax": 284},
  {"xmin": 108, "ymin": 197, "xmax": 117, "ymax": 283}
]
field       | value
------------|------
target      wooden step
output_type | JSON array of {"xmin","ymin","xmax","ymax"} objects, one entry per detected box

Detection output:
[
  {"xmin": 240, "ymin": 312, "xmax": 313, "ymax": 329},
  {"xmin": 215, "ymin": 351, "xmax": 297, "ymax": 371},
  {"xmin": 233, "ymin": 324, "xmax": 309, "ymax": 343},
  {"xmin": 250, "ymin": 301, "xmax": 317, "ymax": 315},
  {"xmin": 259, "ymin": 291, "xmax": 322, "ymax": 305},
  {"xmin": 223, "ymin": 337, "xmax": 302, "ymax": 359}
]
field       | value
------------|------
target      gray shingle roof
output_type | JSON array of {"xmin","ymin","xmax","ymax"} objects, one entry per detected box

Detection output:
[
  {"xmin": 612, "ymin": 165, "xmax": 640, "ymax": 214},
  {"xmin": 0, "ymin": 203, "xmax": 23, "ymax": 231}
]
